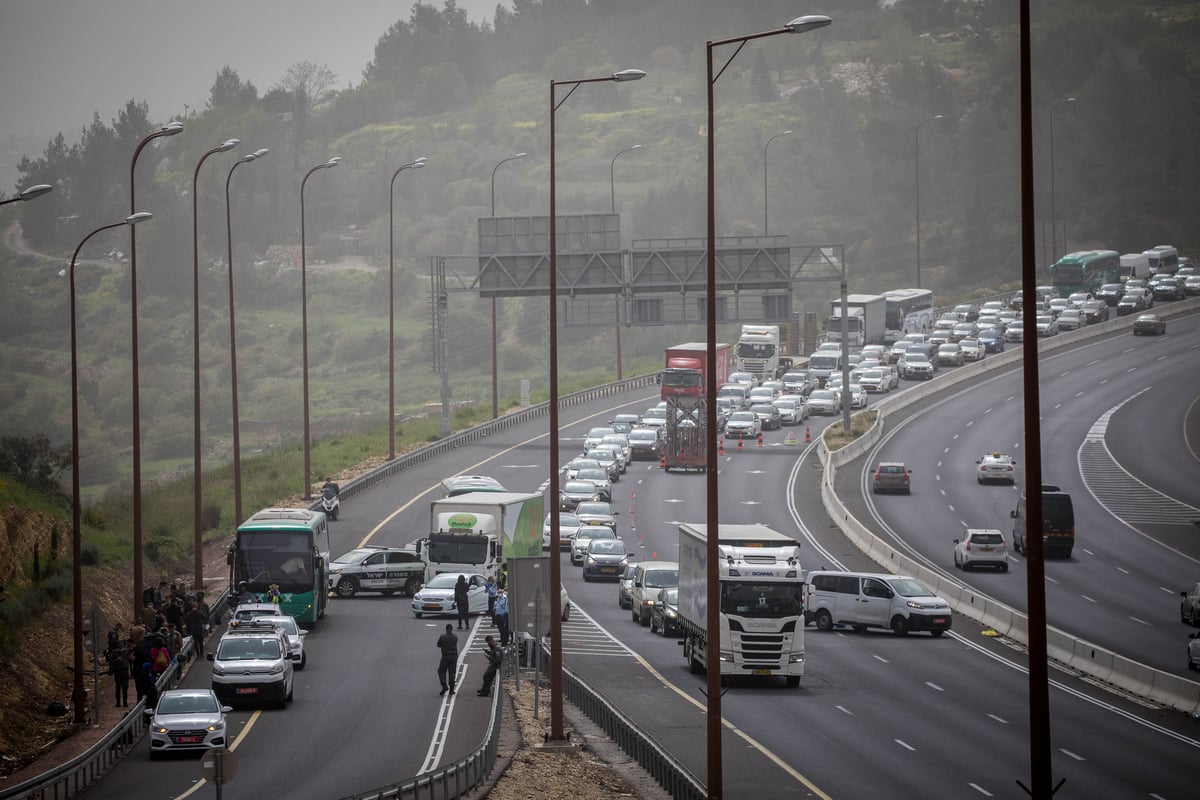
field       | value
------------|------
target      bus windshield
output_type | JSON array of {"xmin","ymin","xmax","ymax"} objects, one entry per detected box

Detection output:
[{"xmin": 234, "ymin": 530, "xmax": 314, "ymax": 590}]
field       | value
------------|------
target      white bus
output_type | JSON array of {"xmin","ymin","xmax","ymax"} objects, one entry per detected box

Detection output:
[{"xmin": 881, "ymin": 288, "xmax": 935, "ymax": 344}]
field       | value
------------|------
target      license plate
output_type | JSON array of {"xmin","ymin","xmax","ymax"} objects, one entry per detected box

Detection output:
[
  {"xmin": 177, "ymin": 735, "xmax": 203, "ymax": 743},
  {"xmin": 978, "ymin": 546, "xmax": 994, "ymax": 552},
  {"xmin": 600, "ymin": 567, "xmax": 617, "ymax": 573},
  {"xmin": 932, "ymin": 618, "xmax": 947, "ymax": 625},
  {"xmin": 424, "ymin": 604, "xmax": 442, "ymax": 610},
  {"xmin": 753, "ymin": 669, "xmax": 772, "ymax": 676},
  {"xmin": 236, "ymin": 687, "xmax": 258, "ymax": 695}
]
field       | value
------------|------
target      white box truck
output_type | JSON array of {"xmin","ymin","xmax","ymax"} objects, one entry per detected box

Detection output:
[
  {"xmin": 676, "ymin": 522, "xmax": 806, "ymax": 687},
  {"xmin": 417, "ymin": 491, "xmax": 544, "ymax": 582},
  {"xmin": 826, "ymin": 293, "xmax": 887, "ymax": 348}
]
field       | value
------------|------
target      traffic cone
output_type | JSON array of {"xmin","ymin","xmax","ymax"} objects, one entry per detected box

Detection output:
[
  {"xmin": 804, "ymin": 425, "xmax": 812, "ymax": 443},
  {"xmin": 718, "ymin": 436, "xmax": 725, "ymax": 455},
  {"xmin": 736, "ymin": 437, "xmax": 744, "ymax": 451},
  {"xmin": 757, "ymin": 431, "xmax": 765, "ymax": 448},
  {"xmin": 659, "ymin": 452, "xmax": 666, "ymax": 469}
]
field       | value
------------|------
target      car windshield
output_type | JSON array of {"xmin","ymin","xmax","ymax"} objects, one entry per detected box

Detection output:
[
  {"xmin": 425, "ymin": 573, "xmax": 469, "ymax": 589},
  {"xmin": 158, "ymin": 693, "xmax": 219, "ymax": 715},
  {"xmin": 575, "ymin": 503, "xmax": 612, "ymax": 517},
  {"xmin": 885, "ymin": 578, "xmax": 936, "ymax": 598},
  {"xmin": 729, "ymin": 411, "xmax": 756, "ymax": 421},
  {"xmin": 629, "ymin": 431, "xmax": 656, "ymax": 443},
  {"xmin": 218, "ymin": 638, "xmax": 281, "ymax": 661},
  {"xmin": 589, "ymin": 540, "xmax": 625, "ymax": 555},
  {"xmin": 644, "ymin": 569, "xmax": 679, "ymax": 588},
  {"xmin": 564, "ymin": 481, "xmax": 597, "ymax": 493},
  {"xmin": 333, "ymin": 549, "xmax": 374, "ymax": 565},
  {"xmin": 643, "ymin": 409, "xmax": 667, "ymax": 420},
  {"xmin": 577, "ymin": 526, "xmax": 615, "ymax": 540},
  {"xmin": 722, "ymin": 581, "xmax": 804, "ymax": 617},
  {"xmin": 259, "ymin": 617, "xmax": 298, "ymax": 635}
]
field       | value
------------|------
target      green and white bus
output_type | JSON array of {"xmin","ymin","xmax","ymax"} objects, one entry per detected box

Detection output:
[
  {"xmin": 1048, "ymin": 250, "xmax": 1120, "ymax": 296},
  {"xmin": 228, "ymin": 508, "xmax": 331, "ymax": 626}
]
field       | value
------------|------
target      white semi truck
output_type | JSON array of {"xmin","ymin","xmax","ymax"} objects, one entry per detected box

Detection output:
[
  {"xmin": 417, "ymin": 491, "xmax": 544, "ymax": 582},
  {"xmin": 676, "ymin": 522, "xmax": 806, "ymax": 687},
  {"xmin": 734, "ymin": 324, "xmax": 786, "ymax": 381}
]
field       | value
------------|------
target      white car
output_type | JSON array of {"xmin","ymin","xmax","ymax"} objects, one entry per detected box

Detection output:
[
  {"xmin": 145, "ymin": 689, "xmax": 231, "ymax": 758},
  {"xmin": 1035, "ymin": 315, "xmax": 1058, "ymax": 337},
  {"xmin": 772, "ymin": 395, "xmax": 808, "ymax": 424},
  {"xmin": 953, "ymin": 529, "xmax": 1010, "ymax": 572},
  {"xmin": 958, "ymin": 338, "xmax": 984, "ymax": 362},
  {"xmin": 728, "ymin": 371, "xmax": 757, "ymax": 389},
  {"xmin": 411, "ymin": 572, "xmax": 489, "ymax": 618},
  {"xmin": 543, "ymin": 512, "xmax": 582, "ymax": 550},
  {"xmin": 805, "ymin": 389, "xmax": 841, "ymax": 415},
  {"xmin": 936, "ymin": 343, "xmax": 964, "ymax": 366},
  {"xmin": 976, "ymin": 452, "xmax": 1017, "ymax": 484},
  {"xmin": 723, "ymin": 410, "xmax": 762, "ymax": 438},
  {"xmin": 253, "ymin": 615, "xmax": 308, "ymax": 670}
]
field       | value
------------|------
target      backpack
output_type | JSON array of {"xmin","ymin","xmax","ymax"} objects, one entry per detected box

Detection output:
[{"xmin": 152, "ymin": 646, "xmax": 170, "ymax": 673}]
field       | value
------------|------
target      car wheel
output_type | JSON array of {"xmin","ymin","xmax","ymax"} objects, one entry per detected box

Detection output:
[
  {"xmin": 639, "ymin": 609, "xmax": 649, "ymax": 627},
  {"xmin": 786, "ymin": 676, "xmax": 801, "ymax": 688},
  {"xmin": 298, "ymin": 653, "xmax": 306, "ymax": 671},
  {"xmin": 815, "ymin": 609, "xmax": 834, "ymax": 632},
  {"xmin": 632, "ymin": 608, "xmax": 640, "ymax": 623},
  {"xmin": 404, "ymin": 575, "xmax": 423, "ymax": 596},
  {"xmin": 335, "ymin": 577, "xmax": 359, "ymax": 598},
  {"xmin": 1001, "ymin": 563, "xmax": 1009, "ymax": 573},
  {"xmin": 649, "ymin": 615, "xmax": 658, "ymax": 634},
  {"xmin": 890, "ymin": 615, "xmax": 910, "ymax": 636},
  {"xmin": 414, "ymin": 612, "xmax": 423, "ymax": 618},
  {"xmin": 930, "ymin": 630, "xmax": 945, "ymax": 637}
]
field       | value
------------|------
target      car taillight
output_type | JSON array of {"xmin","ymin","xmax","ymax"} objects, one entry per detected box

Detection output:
[{"xmin": 875, "ymin": 469, "xmax": 883, "ymax": 480}]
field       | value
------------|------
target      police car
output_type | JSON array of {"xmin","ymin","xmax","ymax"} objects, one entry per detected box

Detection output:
[
  {"xmin": 975, "ymin": 453, "xmax": 1017, "ymax": 484},
  {"xmin": 328, "ymin": 545, "xmax": 425, "ymax": 598}
]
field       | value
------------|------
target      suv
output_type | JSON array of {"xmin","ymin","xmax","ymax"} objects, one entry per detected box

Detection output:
[
  {"xmin": 953, "ymin": 529, "xmax": 1009, "ymax": 572},
  {"xmin": 208, "ymin": 622, "xmax": 294, "ymax": 707},
  {"xmin": 328, "ymin": 546, "xmax": 424, "ymax": 598},
  {"xmin": 872, "ymin": 462, "xmax": 911, "ymax": 494}
]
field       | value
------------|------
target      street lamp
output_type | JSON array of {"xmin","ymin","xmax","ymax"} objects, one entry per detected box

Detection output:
[
  {"xmin": 300, "ymin": 156, "xmax": 341, "ymax": 499},
  {"xmin": 70, "ymin": 212, "xmax": 153, "ymax": 724},
  {"xmin": 609, "ymin": 144, "xmax": 643, "ymax": 381},
  {"xmin": 488, "ymin": 152, "xmax": 526, "ymax": 419},
  {"xmin": 707, "ymin": 15, "xmax": 829, "ymax": 797},
  {"xmin": 1049, "ymin": 97, "xmax": 1076, "ymax": 263},
  {"xmin": 389, "ymin": 157, "xmax": 427, "ymax": 459},
  {"xmin": 191, "ymin": 138, "xmax": 239, "ymax": 590},
  {"xmin": 226, "ymin": 149, "xmax": 269, "ymax": 526},
  {"xmin": 129, "ymin": 120, "xmax": 183, "ymax": 621},
  {"xmin": 0, "ymin": 183, "xmax": 53, "ymax": 205},
  {"xmin": 914, "ymin": 114, "xmax": 943, "ymax": 289},
  {"xmin": 548, "ymin": 67, "xmax": 645, "ymax": 743},
  {"xmin": 762, "ymin": 130, "xmax": 792, "ymax": 234}
]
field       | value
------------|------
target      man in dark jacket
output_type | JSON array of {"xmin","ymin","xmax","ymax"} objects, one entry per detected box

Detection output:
[
  {"xmin": 435, "ymin": 624, "xmax": 458, "ymax": 695},
  {"xmin": 453, "ymin": 575, "xmax": 470, "ymax": 630},
  {"xmin": 477, "ymin": 635, "xmax": 503, "ymax": 697}
]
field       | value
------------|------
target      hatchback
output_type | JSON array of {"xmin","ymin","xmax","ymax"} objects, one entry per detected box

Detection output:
[
  {"xmin": 582, "ymin": 538, "xmax": 631, "ymax": 581},
  {"xmin": 649, "ymin": 587, "xmax": 682, "ymax": 637},
  {"xmin": 872, "ymin": 462, "xmax": 911, "ymax": 494},
  {"xmin": 953, "ymin": 529, "xmax": 1009, "ymax": 571}
]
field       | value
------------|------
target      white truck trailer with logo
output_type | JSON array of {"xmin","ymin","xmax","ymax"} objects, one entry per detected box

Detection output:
[
  {"xmin": 417, "ymin": 491, "xmax": 544, "ymax": 582},
  {"xmin": 676, "ymin": 522, "xmax": 806, "ymax": 687}
]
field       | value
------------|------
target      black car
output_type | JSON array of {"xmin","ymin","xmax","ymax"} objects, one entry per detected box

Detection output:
[
  {"xmin": 1080, "ymin": 299, "xmax": 1109, "ymax": 325},
  {"xmin": 1116, "ymin": 291, "xmax": 1149, "ymax": 316},
  {"xmin": 627, "ymin": 428, "xmax": 662, "ymax": 461},
  {"xmin": 559, "ymin": 480, "xmax": 600, "ymax": 511},
  {"xmin": 1095, "ymin": 283, "xmax": 1125, "ymax": 306},
  {"xmin": 1132, "ymin": 313, "xmax": 1166, "ymax": 335},
  {"xmin": 1152, "ymin": 277, "xmax": 1186, "ymax": 301},
  {"xmin": 648, "ymin": 587, "xmax": 682, "ymax": 636}
]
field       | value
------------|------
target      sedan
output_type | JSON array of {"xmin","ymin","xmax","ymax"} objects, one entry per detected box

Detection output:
[
  {"xmin": 805, "ymin": 389, "xmax": 842, "ymax": 415},
  {"xmin": 1096, "ymin": 283, "xmax": 1125, "ymax": 306},
  {"xmin": 582, "ymin": 538, "xmax": 632, "ymax": 581},
  {"xmin": 575, "ymin": 501, "xmax": 618, "ymax": 530},
  {"xmin": 1056, "ymin": 308, "xmax": 1085, "ymax": 331},
  {"xmin": 571, "ymin": 523, "xmax": 617, "ymax": 565},
  {"xmin": 1066, "ymin": 292, "xmax": 1093, "ymax": 308},
  {"xmin": 953, "ymin": 529, "xmax": 1009, "ymax": 572},
  {"xmin": 950, "ymin": 322, "xmax": 976, "ymax": 343},
  {"xmin": 649, "ymin": 587, "xmax": 682, "ymax": 637},
  {"xmin": 977, "ymin": 328, "xmax": 1006, "ymax": 353},
  {"xmin": 639, "ymin": 407, "xmax": 668, "ymax": 428},
  {"xmin": 543, "ymin": 512, "xmax": 582, "ymax": 550},
  {"xmin": 146, "ymin": 689, "xmax": 231, "ymax": 758},
  {"xmin": 1116, "ymin": 291, "xmax": 1149, "ymax": 316},
  {"xmin": 976, "ymin": 452, "xmax": 1017, "ymax": 484},
  {"xmin": 749, "ymin": 402, "xmax": 782, "ymax": 431},
  {"xmin": 1152, "ymin": 277, "xmax": 1186, "ymax": 301},
  {"xmin": 1132, "ymin": 313, "xmax": 1166, "ymax": 335},
  {"xmin": 411, "ymin": 572, "xmax": 489, "ymax": 618},
  {"xmin": 627, "ymin": 427, "xmax": 662, "ymax": 460},
  {"xmin": 958, "ymin": 338, "xmax": 984, "ymax": 362},
  {"xmin": 772, "ymin": 395, "xmax": 808, "ymax": 424},
  {"xmin": 559, "ymin": 480, "xmax": 600, "ymax": 511},
  {"xmin": 574, "ymin": 468, "xmax": 612, "ymax": 502},
  {"xmin": 1047, "ymin": 297, "xmax": 1071, "ymax": 317},
  {"xmin": 1004, "ymin": 321, "xmax": 1024, "ymax": 342},
  {"xmin": 724, "ymin": 410, "xmax": 762, "ymax": 438},
  {"xmin": 1184, "ymin": 275, "xmax": 1200, "ymax": 295},
  {"xmin": 564, "ymin": 457, "xmax": 600, "ymax": 481},
  {"xmin": 1080, "ymin": 299, "xmax": 1110, "ymax": 324},
  {"xmin": 937, "ymin": 343, "xmax": 964, "ymax": 366}
]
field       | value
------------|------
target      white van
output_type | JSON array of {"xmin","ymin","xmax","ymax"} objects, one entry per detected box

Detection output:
[
  {"xmin": 804, "ymin": 571, "xmax": 952, "ymax": 636},
  {"xmin": 1143, "ymin": 245, "xmax": 1179, "ymax": 276},
  {"xmin": 1119, "ymin": 253, "xmax": 1149, "ymax": 282}
]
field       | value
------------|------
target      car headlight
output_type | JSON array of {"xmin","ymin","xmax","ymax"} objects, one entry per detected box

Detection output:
[
  {"xmin": 153, "ymin": 725, "xmax": 168, "ymax": 734},
  {"xmin": 269, "ymin": 661, "xmax": 285, "ymax": 674},
  {"xmin": 585, "ymin": 557, "xmax": 597, "ymax": 566},
  {"xmin": 208, "ymin": 722, "xmax": 224, "ymax": 732}
]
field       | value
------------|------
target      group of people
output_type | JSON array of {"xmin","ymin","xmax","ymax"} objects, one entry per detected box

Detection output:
[
  {"xmin": 440, "ymin": 565, "xmax": 509, "ymax": 698},
  {"xmin": 104, "ymin": 585, "xmax": 213, "ymax": 710}
]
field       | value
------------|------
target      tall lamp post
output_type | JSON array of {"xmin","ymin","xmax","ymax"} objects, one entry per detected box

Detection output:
[
  {"xmin": 488, "ymin": 153, "xmax": 525, "ymax": 419},
  {"xmin": 0, "ymin": 183, "xmax": 53, "ymax": 205},
  {"xmin": 548, "ymin": 68, "xmax": 645, "ymax": 743},
  {"xmin": 388, "ymin": 157, "xmax": 427, "ymax": 458},
  {"xmin": 914, "ymin": 114, "xmax": 942, "ymax": 289},
  {"xmin": 707, "ymin": 16, "xmax": 829, "ymax": 797},
  {"xmin": 70, "ymin": 212, "xmax": 153, "ymax": 724},
  {"xmin": 225, "ymin": 149, "xmax": 269, "ymax": 526},
  {"xmin": 191, "ymin": 138, "xmax": 239, "ymax": 590},
  {"xmin": 300, "ymin": 157, "xmax": 341, "ymax": 499},
  {"xmin": 609, "ymin": 144, "xmax": 643, "ymax": 381},
  {"xmin": 129, "ymin": 121, "xmax": 183, "ymax": 621},
  {"xmin": 1048, "ymin": 97, "xmax": 1075, "ymax": 264},
  {"xmin": 761, "ymin": 130, "xmax": 792, "ymax": 234}
]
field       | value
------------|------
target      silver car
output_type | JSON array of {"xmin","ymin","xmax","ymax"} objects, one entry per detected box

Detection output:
[
  {"xmin": 543, "ymin": 512, "xmax": 582, "ymax": 550},
  {"xmin": 146, "ymin": 689, "xmax": 231, "ymax": 758}
]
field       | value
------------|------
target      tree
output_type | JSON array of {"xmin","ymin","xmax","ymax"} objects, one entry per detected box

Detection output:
[
  {"xmin": 751, "ymin": 51, "xmax": 777, "ymax": 102},
  {"xmin": 275, "ymin": 60, "xmax": 337, "ymax": 113},
  {"xmin": 207, "ymin": 66, "xmax": 259, "ymax": 112}
]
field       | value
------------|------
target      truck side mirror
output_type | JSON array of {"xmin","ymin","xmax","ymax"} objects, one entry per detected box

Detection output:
[{"xmin": 1010, "ymin": 509, "xmax": 1018, "ymax": 519}]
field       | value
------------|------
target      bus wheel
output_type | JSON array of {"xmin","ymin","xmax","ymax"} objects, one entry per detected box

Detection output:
[{"xmin": 335, "ymin": 577, "xmax": 359, "ymax": 598}]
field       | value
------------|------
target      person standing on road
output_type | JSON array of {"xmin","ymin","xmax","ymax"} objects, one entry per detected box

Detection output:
[
  {"xmin": 477, "ymin": 635, "xmax": 503, "ymax": 697},
  {"xmin": 493, "ymin": 588, "xmax": 511, "ymax": 647},
  {"xmin": 453, "ymin": 575, "xmax": 470, "ymax": 630},
  {"xmin": 185, "ymin": 601, "xmax": 208, "ymax": 661},
  {"xmin": 436, "ymin": 623, "xmax": 458, "ymax": 695},
  {"xmin": 107, "ymin": 638, "xmax": 131, "ymax": 707},
  {"xmin": 485, "ymin": 575, "xmax": 498, "ymax": 620}
]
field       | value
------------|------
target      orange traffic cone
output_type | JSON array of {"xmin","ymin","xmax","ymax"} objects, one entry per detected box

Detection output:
[
  {"xmin": 718, "ymin": 436, "xmax": 725, "ymax": 455},
  {"xmin": 804, "ymin": 425, "xmax": 812, "ymax": 443},
  {"xmin": 659, "ymin": 452, "xmax": 667, "ymax": 469},
  {"xmin": 757, "ymin": 431, "xmax": 765, "ymax": 448},
  {"xmin": 736, "ymin": 437, "xmax": 744, "ymax": 451}
]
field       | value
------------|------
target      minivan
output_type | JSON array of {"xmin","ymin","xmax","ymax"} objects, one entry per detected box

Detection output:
[
  {"xmin": 629, "ymin": 560, "xmax": 679, "ymax": 626},
  {"xmin": 804, "ymin": 571, "xmax": 952, "ymax": 636}
]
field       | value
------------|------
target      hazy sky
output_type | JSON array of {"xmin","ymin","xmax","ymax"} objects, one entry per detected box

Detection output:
[{"xmin": 0, "ymin": 0, "xmax": 505, "ymax": 144}]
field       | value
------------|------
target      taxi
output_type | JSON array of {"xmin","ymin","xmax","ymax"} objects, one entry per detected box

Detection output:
[{"xmin": 975, "ymin": 453, "xmax": 1017, "ymax": 484}]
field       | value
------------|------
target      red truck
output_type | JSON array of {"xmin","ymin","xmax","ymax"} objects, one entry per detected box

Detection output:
[
  {"xmin": 661, "ymin": 342, "xmax": 730, "ymax": 401},
  {"xmin": 660, "ymin": 343, "xmax": 729, "ymax": 472}
]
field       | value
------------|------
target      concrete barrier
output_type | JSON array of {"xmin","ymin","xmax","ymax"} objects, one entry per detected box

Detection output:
[{"xmin": 817, "ymin": 296, "xmax": 1200, "ymax": 713}]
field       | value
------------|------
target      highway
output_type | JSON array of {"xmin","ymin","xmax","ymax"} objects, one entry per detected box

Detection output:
[{"xmin": 79, "ymin": 319, "xmax": 1200, "ymax": 799}]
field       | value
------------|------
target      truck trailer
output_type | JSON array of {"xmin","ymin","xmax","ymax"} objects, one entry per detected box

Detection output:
[
  {"xmin": 676, "ymin": 522, "xmax": 806, "ymax": 687},
  {"xmin": 417, "ymin": 491, "xmax": 543, "ymax": 581},
  {"xmin": 660, "ymin": 343, "xmax": 729, "ymax": 472},
  {"xmin": 826, "ymin": 293, "xmax": 887, "ymax": 349}
]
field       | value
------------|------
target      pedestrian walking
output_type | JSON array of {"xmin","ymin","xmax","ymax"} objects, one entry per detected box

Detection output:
[
  {"xmin": 435, "ymin": 624, "xmax": 458, "ymax": 695},
  {"xmin": 476, "ymin": 635, "xmax": 503, "ymax": 697},
  {"xmin": 107, "ymin": 639, "xmax": 131, "ymax": 707},
  {"xmin": 185, "ymin": 601, "xmax": 208, "ymax": 660},
  {"xmin": 493, "ymin": 588, "xmax": 511, "ymax": 647},
  {"xmin": 453, "ymin": 575, "xmax": 470, "ymax": 630}
]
